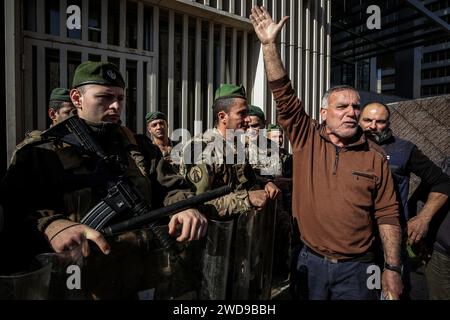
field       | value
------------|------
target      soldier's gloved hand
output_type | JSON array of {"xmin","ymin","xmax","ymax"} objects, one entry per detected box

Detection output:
[
  {"xmin": 44, "ymin": 219, "xmax": 111, "ymax": 256},
  {"xmin": 264, "ymin": 181, "xmax": 282, "ymax": 200},
  {"xmin": 248, "ymin": 190, "xmax": 269, "ymax": 211},
  {"xmin": 168, "ymin": 209, "xmax": 208, "ymax": 242}
]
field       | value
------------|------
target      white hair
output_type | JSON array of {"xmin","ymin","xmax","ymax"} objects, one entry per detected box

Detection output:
[{"xmin": 321, "ymin": 85, "xmax": 360, "ymax": 109}]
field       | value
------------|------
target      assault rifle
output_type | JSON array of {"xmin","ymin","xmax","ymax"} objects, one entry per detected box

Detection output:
[{"xmin": 42, "ymin": 116, "xmax": 231, "ymax": 237}]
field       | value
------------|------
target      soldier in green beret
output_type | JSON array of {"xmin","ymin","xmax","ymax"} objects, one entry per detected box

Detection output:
[
  {"xmin": 48, "ymin": 88, "xmax": 76, "ymax": 126},
  {"xmin": 146, "ymin": 111, "xmax": 174, "ymax": 161},
  {"xmin": 0, "ymin": 61, "xmax": 208, "ymax": 297},
  {"xmin": 246, "ymin": 106, "xmax": 283, "ymax": 179},
  {"xmin": 247, "ymin": 105, "xmax": 266, "ymax": 143},
  {"xmin": 178, "ymin": 83, "xmax": 280, "ymax": 218},
  {"xmin": 18, "ymin": 88, "xmax": 75, "ymax": 143}
]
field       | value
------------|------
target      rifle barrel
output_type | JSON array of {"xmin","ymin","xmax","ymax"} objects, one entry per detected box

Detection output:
[{"xmin": 102, "ymin": 185, "xmax": 232, "ymax": 236}]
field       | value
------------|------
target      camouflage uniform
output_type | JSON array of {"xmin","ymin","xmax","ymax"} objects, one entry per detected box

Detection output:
[
  {"xmin": 178, "ymin": 128, "xmax": 257, "ymax": 218},
  {"xmin": 249, "ymin": 137, "xmax": 283, "ymax": 182},
  {"xmin": 0, "ymin": 121, "xmax": 195, "ymax": 298}
]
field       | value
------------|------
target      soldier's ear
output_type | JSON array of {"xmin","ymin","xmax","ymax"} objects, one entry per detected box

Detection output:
[
  {"xmin": 70, "ymin": 89, "xmax": 82, "ymax": 108},
  {"xmin": 48, "ymin": 108, "xmax": 57, "ymax": 121},
  {"xmin": 218, "ymin": 110, "xmax": 228, "ymax": 123}
]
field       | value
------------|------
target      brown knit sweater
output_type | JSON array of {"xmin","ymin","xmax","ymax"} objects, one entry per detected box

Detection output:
[{"xmin": 270, "ymin": 76, "xmax": 400, "ymax": 259}]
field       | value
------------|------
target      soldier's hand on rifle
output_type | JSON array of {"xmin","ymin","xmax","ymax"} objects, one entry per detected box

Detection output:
[
  {"xmin": 250, "ymin": 5, "xmax": 289, "ymax": 45},
  {"xmin": 248, "ymin": 190, "xmax": 269, "ymax": 211},
  {"xmin": 265, "ymin": 181, "xmax": 282, "ymax": 200},
  {"xmin": 44, "ymin": 219, "xmax": 111, "ymax": 256},
  {"xmin": 168, "ymin": 208, "xmax": 208, "ymax": 242}
]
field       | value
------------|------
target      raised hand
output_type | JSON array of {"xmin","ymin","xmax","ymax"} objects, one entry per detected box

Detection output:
[{"xmin": 250, "ymin": 6, "xmax": 289, "ymax": 45}]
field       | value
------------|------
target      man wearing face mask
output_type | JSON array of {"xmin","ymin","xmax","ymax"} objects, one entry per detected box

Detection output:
[{"xmin": 0, "ymin": 62, "xmax": 207, "ymax": 297}]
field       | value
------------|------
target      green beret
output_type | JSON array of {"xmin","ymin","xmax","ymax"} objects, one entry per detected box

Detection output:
[
  {"xmin": 248, "ymin": 105, "xmax": 265, "ymax": 122},
  {"xmin": 267, "ymin": 124, "xmax": 282, "ymax": 132},
  {"xmin": 72, "ymin": 61, "xmax": 125, "ymax": 89},
  {"xmin": 214, "ymin": 84, "xmax": 246, "ymax": 101},
  {"xmin": 146, "ymin": 111, "xmax": 167, "ymax": 123},
  {"xmin": 49, "ymin": 88, "xmax": 72, "ymax": 103}
]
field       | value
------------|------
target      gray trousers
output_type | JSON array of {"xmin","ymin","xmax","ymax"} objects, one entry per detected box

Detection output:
[{"xmin": 426, "ymin": 250, "xmax": 450, "ymax": 300}]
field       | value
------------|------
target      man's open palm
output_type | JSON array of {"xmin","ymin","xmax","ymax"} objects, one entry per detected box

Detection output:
[{"xmin": 250, "ymin": 6, "xmax": 289, "ymax": 45}]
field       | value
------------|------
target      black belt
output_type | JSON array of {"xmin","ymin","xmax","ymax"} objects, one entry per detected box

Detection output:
[{"xmin": 305, "ymin": 246, "xmax": 375, "ymax": 264}]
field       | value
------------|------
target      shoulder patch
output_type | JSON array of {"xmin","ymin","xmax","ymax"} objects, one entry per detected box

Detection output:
[
  {"xmin": 15, "ymin": 132, "xmax": 47, "ymax": 151},
  {"xmin": 188, "ymin": 166, "xmax": 203, "ymax": 184}
]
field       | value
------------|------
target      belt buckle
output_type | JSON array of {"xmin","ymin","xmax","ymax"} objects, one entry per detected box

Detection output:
[{"xmin": 324, "ymin": 256, "xmax": 339, "ymax": 264}]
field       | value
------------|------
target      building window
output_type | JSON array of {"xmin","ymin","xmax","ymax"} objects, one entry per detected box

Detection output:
[
  {"xmin": 46, "ymin": 48, "xmax": 60, "ymax": 127},
  {"xmin": 88, "ymin": 0, "xmax": 102, "ymax": 42},
  {"xmin": 213, "ymin": 25, "xmax": 221, "ymax": 92},
  {"xmin": 142, "ymin": 61, "xmax": 148, "ymax": 132},
  {"xmin": 126, "ymin": 60, "xmax": 138, "ymax": 132},
  {"xmin": 159, "ymin": 10, "xmax": 169, "ymax": 116},
  {"xmin": 223, "ymin": 0, "xmax": 230, "ymax": 12},
  {"xmin": 67, "ymin": 51, "xmax": 82, "ymax": 87},
  {"xmin": 246, "ymin": 0, "xmax": 252, "ymax": 17},
  {"xmin": 126, "ymin": 1, "xmax": 138, "ymax": 49},
  {"xmin": 225, "ymin": 28, "xmax": 232, "ymax": 84},
  {"xmin": 236, "ymin": 31, "xmax": 243, "ymax": 86},
  {"xmin": 88, "ymin": 54, "xmax": 101, "ymax": 62},
  {"xmin": 143, "ymin": 6, "xmax": 154, "ymax": 51},
  {"xmin": 32, "ymin": 46, "xmax": 38, "ymax": 130},
  {"xmin": 201, "ymin": 21, "xmax": 209, "ymax": 132},
  {"xmin": 187, "ymin": 17, "xmax": 196, "ymax": 134},
  {"xmin": 174, "ymin": 13, "xmax": 183, "ymax": 130},
  {"xmin": 45, "ymin": 0, "xmax": 60, "ymax": 36},
  {"xmin": 108, "ymin": 0, "xmax": 120, "ymax": 45},
  {"xmin": 24, "ymin": 0, "xmax": 37, "ymax": 32},
  {"xmin": 67, "ymin": 0, "xmax": 82, "ymax": 39}
]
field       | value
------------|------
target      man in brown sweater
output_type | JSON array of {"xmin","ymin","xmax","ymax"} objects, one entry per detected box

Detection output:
[{"xmin": 251, "ymin": 6, "xmax": 403, "ymax": 299}]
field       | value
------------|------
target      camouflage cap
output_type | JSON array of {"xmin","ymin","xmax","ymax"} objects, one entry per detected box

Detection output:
[
  {"xmin": 49, "ymin": 88, "xmax": 72, "ymax": 103},
  {"xmin": 72, "ymin": 61, "xmax": 125, "ymax": 89},
  {"xmin": 248, "ymin": 105, "xmax": 265, "ymax": 122},
  {"xmin": 267, "ymin": 124, "xmax": 282, "ymax": 132},
  {"xmin": 214, "ymin": 84, "xmax": 246, "ymax": 101},
  {"xmin": 145, "ymin": 111, "xmax": 167, "ymax": 123}
]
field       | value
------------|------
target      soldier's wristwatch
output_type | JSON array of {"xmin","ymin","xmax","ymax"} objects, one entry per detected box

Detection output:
[{"xmin": 384, "ymin": 262, "xmax": 403, "ymax": 275}]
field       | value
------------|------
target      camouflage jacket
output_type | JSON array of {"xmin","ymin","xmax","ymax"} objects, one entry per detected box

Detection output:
[
  {"xmin": 249, "ymin": 137, "xmax": 284, "ymax": 184},
  {"xmin": 1, "ymin": 122, "xmax": 193, "ymax": 233},
  {"xmin": 177, "ymin": 128, "xmax": 257, "ymax": 218}
]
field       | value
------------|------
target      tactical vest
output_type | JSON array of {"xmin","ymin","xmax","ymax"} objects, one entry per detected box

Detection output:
[{"xmin": 381, "ymin": 136, "xmax": 415, "ymax": 222}]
